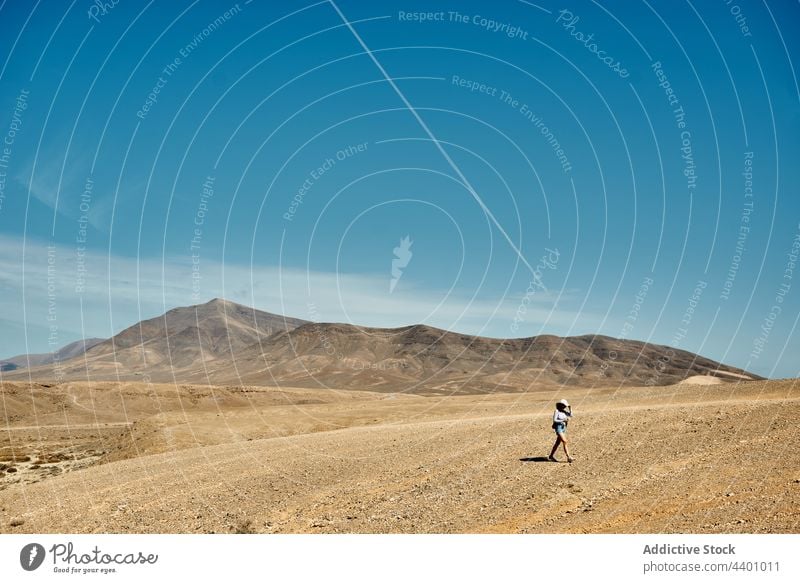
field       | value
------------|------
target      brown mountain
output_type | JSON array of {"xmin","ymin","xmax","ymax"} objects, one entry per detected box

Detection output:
[
  {"xmin": 0, "ymin": 337, "xmax": 105, "ymax": 371},
  {"xmin": 7, "ymin": 299, "xmax": 761, "ymax": 392},
  {"xmin": 229, "ymin": 322, "xmax": 760, "ymax": 393},
  {"xmin": 6, "ymin": 299, "xmax": 308, "ymax": 382}
]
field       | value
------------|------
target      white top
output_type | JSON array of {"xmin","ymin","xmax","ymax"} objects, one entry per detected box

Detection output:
[{"xmin": 553, "ymin": 410, "xmax": 572, "ymax": 423}]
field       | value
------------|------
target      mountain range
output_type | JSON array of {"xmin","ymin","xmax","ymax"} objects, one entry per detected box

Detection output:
[{"xmin": 1, "ymin": 298, "xmax": 761, "ymax": 393}]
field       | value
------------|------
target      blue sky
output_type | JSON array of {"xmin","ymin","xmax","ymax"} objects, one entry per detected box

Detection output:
[{"xmin": 0, "ymin": 0, "xmax": 798, "ymax": 378}]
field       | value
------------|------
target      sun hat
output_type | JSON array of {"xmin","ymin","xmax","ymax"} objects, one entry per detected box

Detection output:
[{"xmin": 557, "ymin": 399, "xmax": 570, "ymax": 407}]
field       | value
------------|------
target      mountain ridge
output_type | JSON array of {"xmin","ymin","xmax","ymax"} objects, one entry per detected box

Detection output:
[
  {"xmin": 4, "ymin": 298, "xmax": 763, "ymax": 393},
  {"xmin": 0, "ymin": 337, "xmax": 105, "ymax": 371}
]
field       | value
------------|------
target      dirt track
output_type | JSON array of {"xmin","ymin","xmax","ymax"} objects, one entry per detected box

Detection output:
[{"xmin": 1, "ymin": 379, "xmax": 798, "ymax": 533}]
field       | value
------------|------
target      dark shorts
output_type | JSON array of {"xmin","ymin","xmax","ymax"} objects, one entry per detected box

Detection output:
[{"xmin": 553, "ymin": 422, "xmax": 566, "ymax": 435}]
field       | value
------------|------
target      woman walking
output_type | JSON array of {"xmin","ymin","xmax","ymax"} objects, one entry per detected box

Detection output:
[{"xmin": 548, "ymin": 399, "xmax": 574, "ymax": 463}]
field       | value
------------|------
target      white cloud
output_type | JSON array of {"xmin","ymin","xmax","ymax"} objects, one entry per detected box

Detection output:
[
  {"xmin": 14, "ymin": 147, "xmax": 117, "ymax": 233},
  {"xmin": 0, "ymin": 234, "xmax": 594, "ymax": 356}
]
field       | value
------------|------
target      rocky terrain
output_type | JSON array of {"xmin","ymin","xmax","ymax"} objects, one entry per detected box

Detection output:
[{"xmin": 1, "ymin": 378, "xmax": 796, "ymax": 533}]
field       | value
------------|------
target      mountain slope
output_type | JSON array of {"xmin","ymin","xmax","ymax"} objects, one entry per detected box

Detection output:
[
  {"xmin": 0, "ymin": 338, "xmax": 105, "ymax": 371},
  {"xmin": 226, "ymin": 322, "xmax": 761, "ymax": 392},
  {"xmin": 5, "ymin": 299, "xmax": 308, "ymax": 382}
]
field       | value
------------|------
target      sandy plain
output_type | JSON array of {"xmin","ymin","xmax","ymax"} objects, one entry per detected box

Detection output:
[{"xmin": 1, "ymin": 378, "xmax": 797, "ymax": 533}]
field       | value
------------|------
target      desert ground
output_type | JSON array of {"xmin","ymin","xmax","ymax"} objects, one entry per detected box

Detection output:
[{"xmin": 0, "ymin": 378, "xmax": 797, "ymax": 533}]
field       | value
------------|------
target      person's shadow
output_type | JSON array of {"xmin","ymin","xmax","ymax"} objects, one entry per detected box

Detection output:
[{"xmin": 519, "ymin": 456, "xmax": 551, "ymax": 462}]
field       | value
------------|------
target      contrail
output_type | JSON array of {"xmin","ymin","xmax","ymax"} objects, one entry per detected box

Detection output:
[{"xmin": 328, "ymin": 1, "xmax": 540, "ymax": 278}]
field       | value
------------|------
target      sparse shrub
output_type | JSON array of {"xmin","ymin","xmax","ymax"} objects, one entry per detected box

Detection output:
[{"xmin": 234, "ymin": 519, "xmax": 256, "ymax": 534}]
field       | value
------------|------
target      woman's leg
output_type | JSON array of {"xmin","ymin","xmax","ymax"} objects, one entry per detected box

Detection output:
[
  {"xmin": 549, "ymin": 435, "xmax": 560, "ymax": 460},
  {"xmin": 560, "ymin": 435, "xmax": 573, "ymax": 462}
]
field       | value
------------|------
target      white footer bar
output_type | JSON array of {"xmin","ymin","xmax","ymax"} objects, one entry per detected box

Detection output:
[{"xmin": 1, "ymin": 534, "xmax": 797, "ymax": 582}]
